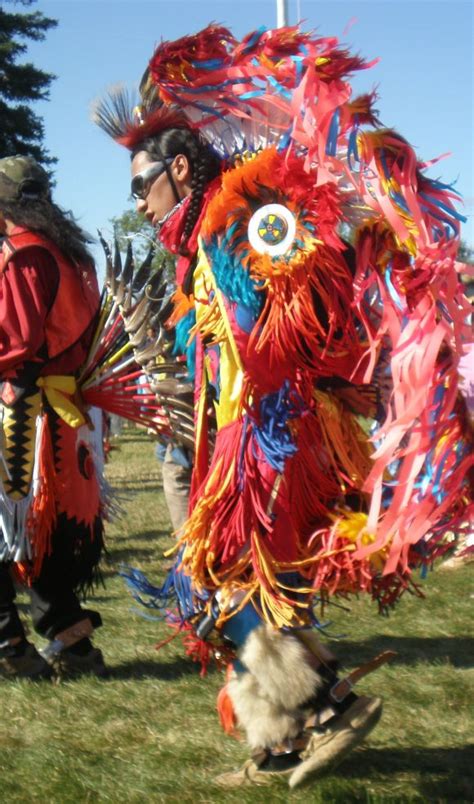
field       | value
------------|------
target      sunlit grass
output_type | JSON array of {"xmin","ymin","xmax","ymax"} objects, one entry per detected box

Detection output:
[{"xmin": 1, "ymin": 426, "xmax": 472, "ymax": 802}]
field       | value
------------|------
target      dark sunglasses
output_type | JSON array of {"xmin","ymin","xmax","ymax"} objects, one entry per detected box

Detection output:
[{"xmin": 131, "ymin": 158, "xmax": 174, "ymax": 200}]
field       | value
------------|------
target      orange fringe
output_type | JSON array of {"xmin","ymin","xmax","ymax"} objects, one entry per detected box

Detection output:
[
  {"xmin": 16, "ymin": 415, "xmax": 57, "ymax": 583},
  {"xmin": 216, "ymin": 664, "xmax": 239, "ymax": 738}
]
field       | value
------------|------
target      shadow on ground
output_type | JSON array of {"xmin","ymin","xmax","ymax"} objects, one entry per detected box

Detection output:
[
  {"xmin": 107, "ymin": 655, "xmax": 216, "ymax": 680},
  {"xmin": 332, "ymin": 635, "xmax": 474, "ymax": 668},
  {"xmin": 104, "ymin": 545, "xmax": 157, "ymax": 564},
  {"xmin": 109, "ymin": 480, "xmax": 162, "ymax": 493},
  {"xmin": 337, "ymin": 744, "xmax": 474, "ymax": 800},
  {"xmin": 107, "ymin": 529, "xmax": 171, "ymax": 545}
]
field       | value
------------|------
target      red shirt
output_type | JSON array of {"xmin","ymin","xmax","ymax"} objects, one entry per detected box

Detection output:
[{"xmin": 0, "ymin": 243, "xmax": 94, "ymax": 380}]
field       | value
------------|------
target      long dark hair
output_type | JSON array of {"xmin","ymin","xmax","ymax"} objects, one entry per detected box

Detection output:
[
  {"xmin": 131, "ymin": 128, "xmax": 221, "ymax": 255},
  {"xmin": 0, "ymin": 197, "xmax": 94, "ymax": 266}
]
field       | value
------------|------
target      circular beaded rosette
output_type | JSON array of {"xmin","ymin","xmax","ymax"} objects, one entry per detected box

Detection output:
[{"xmin": 248, "ymin": 203, "xmax": 296, "ymax": 256}]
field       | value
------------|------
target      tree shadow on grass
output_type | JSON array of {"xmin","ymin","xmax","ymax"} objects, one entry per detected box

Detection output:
[
  {"xmin": 332, "ymin": 635, "xmax": 474, "ymax": 668},
  {"xmin": 108, "ymin": 529, "xmax": 171, "ymax": 545},
  {"xmin": 103, "ymin": 545, "xmax": 156, "ymax": 565},
  {"xmin": 110, "ymin": 480, "xmax": 162, "ymax": 493},
  {"xmin": 107, "ymin": 655, "xmax": 216, "ymax": 680},
  {"xmin": 338, "ymin": 744, "xmax": 474, "ymax": 800},
  {"xmin": 83, "ymin": 594, "xmax": 115, "ymax": 603},
  {"xmin": 97, "ymin": 564, "xmax": 165, "ymax": 583},
  {"xmin": 96, "ymin": 564, "xmax": 160, "ymax": 582}
]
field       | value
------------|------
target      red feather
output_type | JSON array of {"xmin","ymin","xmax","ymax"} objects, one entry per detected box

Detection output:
[{"xmin": 117, "ymin": 105, "xmax": 190, "ymax": 149}]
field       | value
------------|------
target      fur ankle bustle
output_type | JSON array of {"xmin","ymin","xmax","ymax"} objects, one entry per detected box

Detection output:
[
  {"xmin": 240, "ymin": 624, "xmax": 323, "ymax": 709},
  {"xmin": 227, "ymin": 670, "xmax": 303, "ymax": 750},
  {"xmin": 227, "ymin": 624, "xmax": 324, "ymax": 751}
]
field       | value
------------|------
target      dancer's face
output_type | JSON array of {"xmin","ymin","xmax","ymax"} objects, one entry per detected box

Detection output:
[{"xmin": 131, "ymin": 150, "xmax": 192, "ymax": 228}]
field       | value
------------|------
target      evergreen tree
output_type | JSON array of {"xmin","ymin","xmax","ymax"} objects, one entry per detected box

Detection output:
[
  {"xmin": 0, "ymin": 0, "xmax": 57, "ymax": 165},
  {"xmin": 111, "ymin": 208, "xmax": 156, "ymax": 256},
  {"xmin": 110, "ymin": 207, "xmax": 175, "ymax": 281},
  {"xmin": 458, "ymin": 240, "xmax": 474, "ymax": 266},
  {"xmin": 458, "ymin": 240, "xmax": 474, "ymax": 301}
]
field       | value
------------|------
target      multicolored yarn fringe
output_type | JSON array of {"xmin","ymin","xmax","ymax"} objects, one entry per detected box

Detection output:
[{"xmin": 103, "ymin": 24, "xmax": 473, "ymax": 626}]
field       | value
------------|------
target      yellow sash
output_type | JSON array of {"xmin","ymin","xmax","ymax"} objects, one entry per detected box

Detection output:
[{"xmin": 37, "ymin": 376, "xmax": 86, "ymax": 429}]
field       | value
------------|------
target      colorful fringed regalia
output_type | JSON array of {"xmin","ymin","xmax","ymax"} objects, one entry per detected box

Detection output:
[{"xmin": 95, "ymin": 23, "xmax": 473, "ymax": 786}]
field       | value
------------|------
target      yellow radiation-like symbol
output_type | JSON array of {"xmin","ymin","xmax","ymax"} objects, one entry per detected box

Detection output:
[{"xmin": 248, "ymin": 203, "xmax": 296, "ymax": 256}]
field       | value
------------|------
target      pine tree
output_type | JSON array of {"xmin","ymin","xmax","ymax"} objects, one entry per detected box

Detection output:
[
  {"xmin": 111, "ymin": 208, "xmax": 156, "ymax": 256},
  {"xmin": 110, "ymin": 207, "xmax": 175, "ymax": 280},
  {"xmin": 458, "ymin": 240, "xmax": 474, "ymax": 266},
  {"xmin": 0, "ymin": 0, "xmax": 57, "ymax": 165},
  {"xmin": 458, "ymin": 240, "xmax": 474, "ymax": 300}
]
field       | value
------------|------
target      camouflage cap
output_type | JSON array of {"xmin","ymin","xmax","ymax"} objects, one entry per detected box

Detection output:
[{"xmin": 0, "ymin": 155, "xmax": 50, "ymax": 202}]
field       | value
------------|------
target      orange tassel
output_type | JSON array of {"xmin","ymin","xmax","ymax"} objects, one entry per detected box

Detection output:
[{"xmin": 216, "ymin": 664, "xmax": 239, "ymax": 737}]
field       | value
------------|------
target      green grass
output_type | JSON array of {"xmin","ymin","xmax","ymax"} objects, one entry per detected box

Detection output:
[{"xmin": 1, "ymin": 426, "xmax": 473, "ymax": 803}]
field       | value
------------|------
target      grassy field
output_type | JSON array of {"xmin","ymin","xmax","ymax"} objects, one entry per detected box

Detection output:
[{"xmin": 1, "ymin": 426, "xmax": 473, "ymax": 803}]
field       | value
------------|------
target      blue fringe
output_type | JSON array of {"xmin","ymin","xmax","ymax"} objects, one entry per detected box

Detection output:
[
  {"xmin": 347, "ymin": 126, "xmax": 360, "ymax": 170},
  {"xmin": 191, "ymin": 58, "xmax": 225, "ymax": 70},
  {"xmin": 206, "ymin": 237, "xmax": 263, "ymax": 317},
  {"xmin": 173, "ymin": 309, "xmax": 196, "ymax": 381},
  {"xmin": 326, "ymin": 109, "xmax": 340, "ymax": 157},
  {"xmin": 120, "ymin": 556, "xmax": 207, "ymax": 623},
  {"xmin": 240, "ymin": 26, "xmax": 267, "ymax": 55},
  {"xmin": 251, "ymin": 380, "xmax": 303, "ymax": 472}
]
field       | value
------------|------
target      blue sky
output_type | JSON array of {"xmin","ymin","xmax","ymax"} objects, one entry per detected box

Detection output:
[{"xmin": 26, "ymin": 0, "xmax": 473, "ymax": 260}]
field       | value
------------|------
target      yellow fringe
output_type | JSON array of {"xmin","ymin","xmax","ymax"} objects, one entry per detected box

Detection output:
[{"xmin": 313, "ymin": 389, "xmax": 373, "ymax": 491}]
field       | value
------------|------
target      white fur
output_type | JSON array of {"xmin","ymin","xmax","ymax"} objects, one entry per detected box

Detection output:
[
  {"xmin": 227, "ymin": 625, "xmax": 324, "ymax": 750},
  {"xmin": 240, "ymin": 624, "xmax": 322, "ymax": 709},
  {"xmin": 228, "ymin": 671, "xmax": 303, "ymax": 750}
]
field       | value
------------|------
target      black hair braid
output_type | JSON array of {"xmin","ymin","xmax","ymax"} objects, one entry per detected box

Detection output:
[{"xmin": 179, "ymin": 148, "xmax": 210, "ymax": 256}]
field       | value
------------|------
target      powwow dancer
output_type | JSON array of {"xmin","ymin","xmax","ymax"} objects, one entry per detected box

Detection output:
[
  {"xmin": 0, "ymin": 156, "xmax": 177, "ymax": 679},
  {"xmin": 94, "ymin": 24, "xmax": 473, "ymax": 786}
]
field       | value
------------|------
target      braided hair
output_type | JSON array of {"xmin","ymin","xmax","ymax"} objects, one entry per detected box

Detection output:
[{"xmin": 131, "ymin": 128, "xmax": 221, "ymax": 255}]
